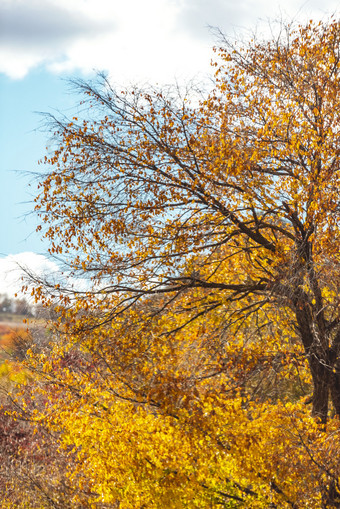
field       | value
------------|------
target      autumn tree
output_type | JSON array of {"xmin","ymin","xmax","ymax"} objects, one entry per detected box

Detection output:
[
  {"xmin": 15, "ymin": 18, "xmax": 340, "ymax": 507},
  {"xmin": 37, "ymin": 18, "xmax": 340, "ymax": 422}
]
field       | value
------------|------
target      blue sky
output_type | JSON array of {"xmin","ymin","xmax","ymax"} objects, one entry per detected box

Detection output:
[
  {"xmin": 0, "ymin": 0, "xmax": 339, "ymax": 294},
  {"xmin": 0, "ymin": 68, "xmax": 79, "ymax": 256}
]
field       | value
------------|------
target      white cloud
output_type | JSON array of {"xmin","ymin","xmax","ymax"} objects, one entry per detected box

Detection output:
[
  {"xmin": 0, "ymin": 253, "xmax": 94, "ymax": 307},
  {"xmin": 0, "ymin": 252, "xmax": 59, "ymax": 299},
  {"xmin": 0, "ymin": 0, "xmax": 113, "ymax": 79},
  {"xmin": 1, "ymin": 0, "xmax": 338, "ymax": 83}
]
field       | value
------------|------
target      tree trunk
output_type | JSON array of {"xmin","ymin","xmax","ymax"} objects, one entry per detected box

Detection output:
[
  {"xmin": 330, "ymin": 367, "xmax": 340, "ymax": 417},
  {"xmin": 309, "ymin": 356, "xmax": 329, "ymax": 424},
  {"xmin": 295, "ymin": 304, "xmax": 330, "ymax": 423}
]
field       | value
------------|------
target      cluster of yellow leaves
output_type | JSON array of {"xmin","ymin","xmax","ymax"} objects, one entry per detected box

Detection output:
[{"xmin": 16, "ymin": 283, "xmax": 336, "ymax": 508}]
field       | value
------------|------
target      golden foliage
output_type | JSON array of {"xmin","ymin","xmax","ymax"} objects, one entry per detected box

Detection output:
[{"xmin": 6, "ymin": 18, "xmax": 340, "ymax": 507}]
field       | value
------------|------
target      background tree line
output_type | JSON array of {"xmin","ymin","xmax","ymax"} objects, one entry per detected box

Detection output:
[{"xmin": 0, "ymin": 294, "xmax": 33, "ymax": 317}]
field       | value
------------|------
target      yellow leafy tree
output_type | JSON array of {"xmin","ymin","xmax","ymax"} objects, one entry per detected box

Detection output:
[{"xmin": 9, "ymin": 18, "xmax": 340, "ymax": 508}]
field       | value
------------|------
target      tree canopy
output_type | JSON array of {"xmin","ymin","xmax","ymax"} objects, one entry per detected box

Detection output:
[{"xmin": 6, "ymin": 18, "xmax": 340, "ymax": 508}]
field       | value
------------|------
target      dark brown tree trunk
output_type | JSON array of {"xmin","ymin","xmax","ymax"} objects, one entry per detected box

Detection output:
[
  {"xmin": 309, "ymin": 355, "xmax": 330, "ymax": 424},
  {"xmin": 295, "ymin": 303, "xmax": 330, "ymax": 423},
  {"xmin": 329, "ymin": 331, "xmax": 340, "ymax": 417},
  {"xmin": 330, "ymin": 368, "xmax": 340, "ymax": 417}
]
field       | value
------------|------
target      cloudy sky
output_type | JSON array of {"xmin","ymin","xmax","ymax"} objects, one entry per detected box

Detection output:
[{"xmin": 0, "ymin": 0, "xmax": 339, "ymax": 295}]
